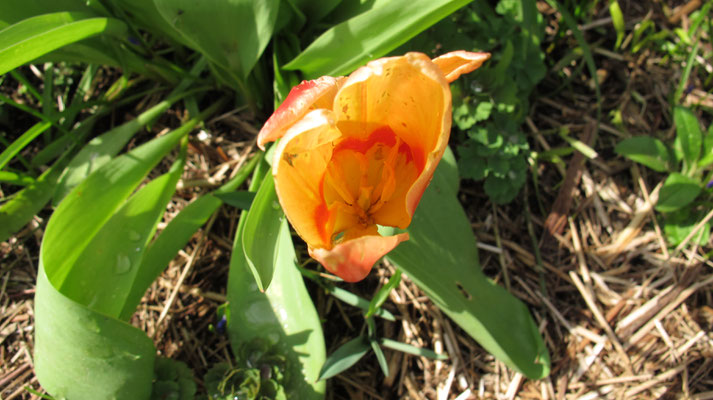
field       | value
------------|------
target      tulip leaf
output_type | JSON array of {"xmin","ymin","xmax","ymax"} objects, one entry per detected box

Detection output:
[
  {"xmin": 227, "ymin": 218, "xmax": 326, "ymax": 399},
  {"xmin": 241, "ymin": 173, "xmax": 283, "ymax": 291},
  {"xmin": 384, "ymin": 150, "xmax": 550, "ymax": 380},
  {"xmin": 284, "ymin": 0, "xmax": 473, "ymax": 78},
  {"xmin": 152, "ymin": 0, "xmax": 279, "ymax": 80},
  {"xmin": 0, "ymin": 11, "xmax": 127, "ymax": 75}
]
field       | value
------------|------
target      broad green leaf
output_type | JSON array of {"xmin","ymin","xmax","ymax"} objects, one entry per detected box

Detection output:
[
  {"xmin": 384, "ymin": 154, "xmax": 550, "ymax": 379},
  {"xmin": 674, "ymin": 106, "xmax": 702, "ymax": 172},
  {"xmin": 655, "ymin": 173, "xmax": 702, "ymax": 213},
  {"xmin": 284, "ymin": 0, "xmax": 472, "ymax": 78},
  {"xmin": 34, "ymin": 263, "xmax": 156, "ymax": 400},
  {"xmin": 615, "ymin": 136, "xmax": 672, "ymax": 172},
  {"xmin": 0, "ymin": 12, "xmax": 127, "ymax": 75},
  {"xmin": 120, "ymin": 155, "xmax": 260, "ymax": 321},
  {"xmin": 43, "ymin": 114, "xmax": 199, "ymax": 289},
  {"xmin": 317, "ymin": 337, "xmax": 370, "ymax": 381},
  {"xmin": 53, "ymin": 95, "xmax": 178, "ymax": 203},
  {"xmin": 227, "ymin": 218, "xmax": 326, "ymax": 399},
  {"xmin": 58, "ymin": 145, "xmax": 186, "ymax": 318},
  {"xmin": 0, "ymin": 121, "xmax": 51, "ymax": 169},
  {"xmin": 152, "ymin": 0, "xmax": 279, "ymax": 79},
  {"xmin": 241, "ymin": 173, "xmax": 283, "ymax": 291},
  {"xmin": 698, "ymin": 125, "xmax": 713, "ymax": 168}
]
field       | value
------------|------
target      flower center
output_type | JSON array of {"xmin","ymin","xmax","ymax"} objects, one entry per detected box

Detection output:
[{"xmin": 321, "ymin": 126, "xmax": 413, "ymax": 244}]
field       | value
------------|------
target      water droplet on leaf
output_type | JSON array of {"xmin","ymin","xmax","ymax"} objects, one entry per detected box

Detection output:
[{"xmin": 115, "ymin": 253, "xmax": 131, "ymax": 274}]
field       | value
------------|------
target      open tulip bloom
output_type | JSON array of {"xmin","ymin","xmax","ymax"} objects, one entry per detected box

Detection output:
[{"xmin": 258, "ymin": 51, "xmax": 490, "ymax": 282}]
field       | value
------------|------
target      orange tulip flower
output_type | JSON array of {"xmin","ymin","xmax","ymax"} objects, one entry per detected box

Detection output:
[{"xmin": 258, "ymin": 51, "xmax": 490, "ymax": 282}]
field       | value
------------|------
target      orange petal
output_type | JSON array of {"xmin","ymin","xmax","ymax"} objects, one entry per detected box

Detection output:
[
  {"xmin": 333, "ymin": 52, "xmax": 452, "ymax": 224},
  {"xmin": 272, "ymin": 109, "xmax": 342, "ymax": 249},
  {"xmin": 432, "ymin": 51, "xmax": 491, "ymax": 83},
  {"xmin": 257, "ymin": 76, "xmax": 344, "ymax": 150},
  {"xmin": 309, "ymin": 233, "xmax": 409, "ymax": 282}
]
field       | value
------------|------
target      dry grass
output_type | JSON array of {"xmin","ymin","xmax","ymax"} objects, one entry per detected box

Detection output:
[{"xmin": 2, "ymin": 1, "xmax": 713, "ymax": 399}]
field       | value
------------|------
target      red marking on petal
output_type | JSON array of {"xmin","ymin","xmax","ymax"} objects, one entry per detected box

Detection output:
[{"xmin": 334, "ymin": 126, "xmax": 397, "ymax": 154}]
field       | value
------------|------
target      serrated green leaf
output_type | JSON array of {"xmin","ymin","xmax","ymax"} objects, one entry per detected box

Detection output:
[
  {"xmin": 317, "ymin": 337, "xmax": 370, "ymax": 381},
  {"xmin": 615, "ymin": 136, "xmax": 672, "ymax": 172},
  {"xmin": 656, "ymin": 173, "xmax": 702, "ymax": 213}
]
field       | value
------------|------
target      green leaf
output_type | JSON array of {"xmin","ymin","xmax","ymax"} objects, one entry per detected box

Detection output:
[
  {"xmin": 284, "ymin": 0, "xmax": 472, "ymax": 78},
  {"xmin": 370, "ymin": 338, "xmax": 389, "ymax": 377},
  {"xmin": 698, "ymin": 124, "xmax": 713, "ymax": 168},
  {"xmin": 227, "ymin": 218, "xmax": 326, "ymax": 399},
  {"xmin": 58, "ymin": 146, "xmax": 186, "ymax": 318},
  {"xmin": 0, "ymin": 121, "xmax": 51, "ymax": 169},
  {"xmin": 384, "ymin": 156, "xmax": 550, "ymax": 379},
  {"xmin": 609, "ymin": 0, "xmax": 625, "ymax": 49},
  {"xmin": 0, "ymin": 160, "xmax": 64, "ymax": 242},
  {"xmin": 152, "ymin": 0, "xmax": 279, "ymax": 79},
  {"xmin": 53, "ymin": 93, "xmax": 182, "ymax": 204},
  {"xmin": 655, "ymin": 172, "xmax": 702, "ymax": 213},
  {"xmin": 366, "ymin": 269, "xmax": 401, "ymax": 318},
  {"xmin": 663, "ymin": 208, "xmax": 711, "ymax": 246},
  {"xmin": 0, "ymin": 11, "xmax": 127, "ymax": 75},
  {"xmin": 317, "ymin": 337, "xmax": 370, "ymax": 381},
  {"xmin": 241, "ymin": 173, "xmax": 283, "ymax": 291},
  {"xmin": 213, "ymin": 191, "xmax": 256, "ymax": 210},
  {"xmin": 674, "ymin": 106, "xmax": 702, "ymax": 172},
  {"xmin": 379, "ymin": 337, "xmax": 447, "ymax": 360},
  {"xmin": 328, "ymin": 286, "xmax": 396, "ymax": 321},
  {"xmin": 34, "ymin": 263, "xmax": 156, "ymax": 400},
  {"xmin": 615, "ymin": 136, "xmax": 672, "ymax": 172}
]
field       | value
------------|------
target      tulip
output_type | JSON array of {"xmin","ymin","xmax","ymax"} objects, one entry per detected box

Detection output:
[{"xmin": 258, "ymin": 51, "xmax": 490, "ymax": 282}]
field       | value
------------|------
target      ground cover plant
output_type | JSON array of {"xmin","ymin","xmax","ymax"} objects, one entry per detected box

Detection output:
[{"xmin": 2, "ymin": 0, "xmax": 713, "ymax": 399}]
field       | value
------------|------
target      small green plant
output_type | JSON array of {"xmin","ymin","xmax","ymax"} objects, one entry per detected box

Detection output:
[
  {"xmin": 616, "ymin": 105, "xmax": 713, "ymax": 246},
  {"xmin": 403, "ymin": 0, "xmax": 546, "ymax": 204}
]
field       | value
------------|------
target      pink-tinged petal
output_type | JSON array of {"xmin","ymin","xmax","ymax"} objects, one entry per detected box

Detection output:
[
  {"xmin": 272, "ymin": 109, "xmax": 342, "ymax": 249},
  {"xmin": 257, "ymin": 76, "xmax": 344, "ymax": 149},
  {"xmin": 432, "ymin": 51, "xmax": 491, "ymax": 83},
  {"xmin": 309, "ymin": 233, "xmax": 409, "ymax": 282}
]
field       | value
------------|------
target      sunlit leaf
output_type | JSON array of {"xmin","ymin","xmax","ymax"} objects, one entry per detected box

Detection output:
[
  {"xmin": 656, "ymin": 173, "xmax": 701, "ymax": 213},
  {"xmin": 284, "ymin": 0, "xmax": 472, "ymax": 78},
  {"xmin": 317, "ymin": 337, "xmax": 370, "ymax": 381}
]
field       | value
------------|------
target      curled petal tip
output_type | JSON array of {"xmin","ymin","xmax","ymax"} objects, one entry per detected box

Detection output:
[
  {"xmin": 432, "ymin": 51, "xmax": 491, "ymax": 83},
  {"xmin": 257, "ymin": 76, "xmax": 342, "ymax": 150},
  {"xmin": 310, "ymin": 233, "xmax": 409, "ymax": 282}
]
